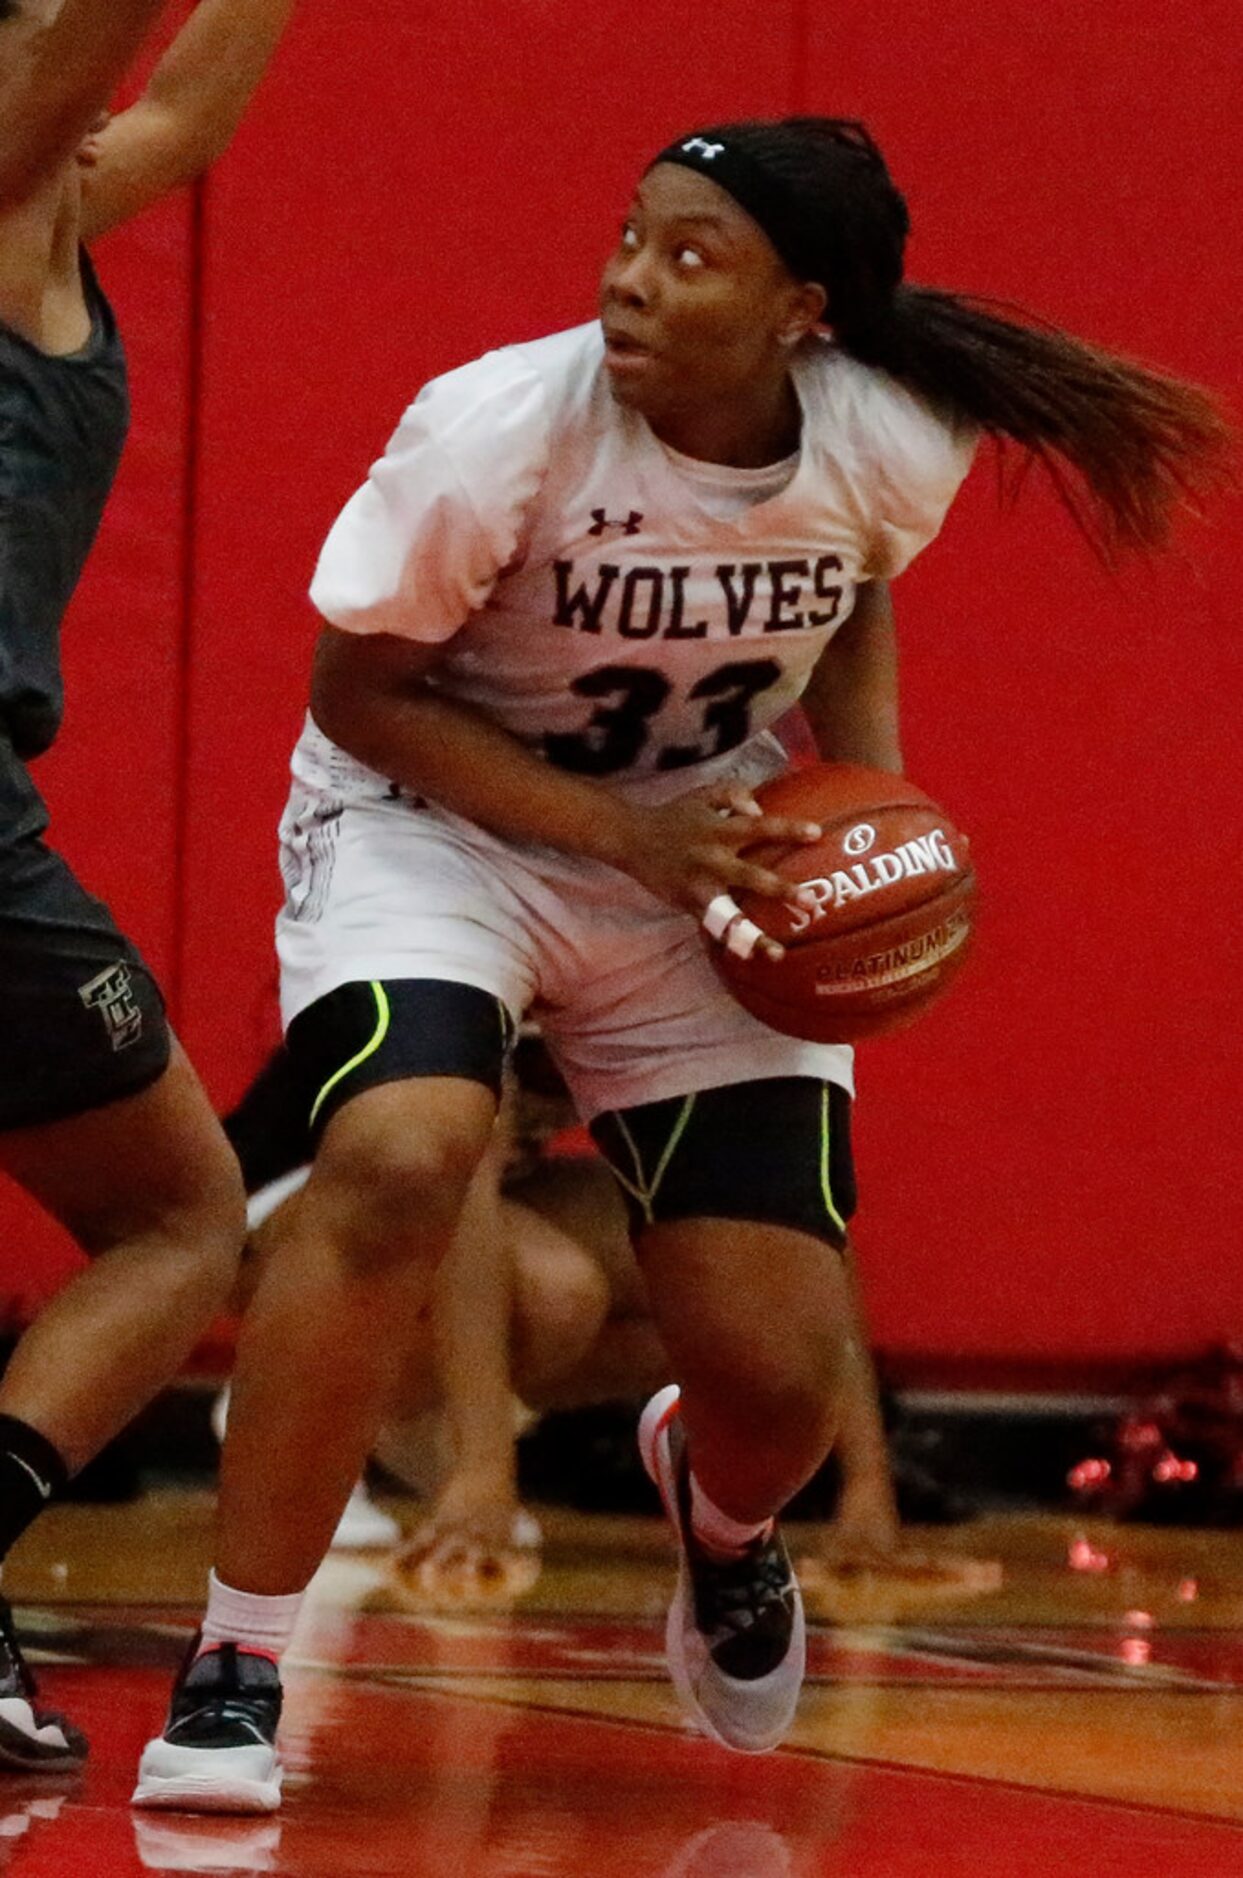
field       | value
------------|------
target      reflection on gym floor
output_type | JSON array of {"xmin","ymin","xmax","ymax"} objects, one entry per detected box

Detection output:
[{"xmin": 4, "ymin": 1493, "xmax": 1243, "ymax": 1877}]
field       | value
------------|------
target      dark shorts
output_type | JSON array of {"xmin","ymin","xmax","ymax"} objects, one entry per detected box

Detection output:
[
  {"xmin": 285, "ymin": 978, "xmax": 515, "ymax": 1148},
  {"xmin": 0, "ymin": 738, "xmax": 171, "ymax": 1132},
  {"xmin": 227, "ymin": 1015, "xmax": 567, "ymax": 1194},
  {"xmin": 281, "ymin": 979, "xmax": 855, "ymax": 1251},
  {"xmin": 591, "ymin": 1077, "xmax": 857, "ymax": 1253}
]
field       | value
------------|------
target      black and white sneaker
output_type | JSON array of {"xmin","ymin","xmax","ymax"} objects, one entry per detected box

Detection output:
[
  {"xmin": 638, "ymin": 1386, "xmax": 805, "ymax": 1754},
  {"xmin": 132, "ymin": 1641, "xmax": 283, "ymax": 1814},
  {"xmin": 0, "ymin": 1594, "xmax": 87, "ymax": 1771}
]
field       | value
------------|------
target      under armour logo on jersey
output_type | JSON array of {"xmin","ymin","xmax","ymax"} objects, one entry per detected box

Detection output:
[
  {"xmin": 682, "ymin": 138, "xmax": 725, "ymax": 161},
  {"xmin": 78, "ymin": 961, "xmax": 144, "ymax": 1052},
  {"xmin": 588, "ymin": 508, "xmax": 644, "ymax": 537}
]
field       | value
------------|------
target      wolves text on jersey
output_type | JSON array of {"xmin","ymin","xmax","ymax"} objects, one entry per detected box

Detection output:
[{"xmin": 552, "ymin": 554, "xmax": 846, "ymax": 641}]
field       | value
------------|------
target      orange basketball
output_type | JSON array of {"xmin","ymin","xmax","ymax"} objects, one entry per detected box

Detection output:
[{"xmin": 709, "ymin": 764, "xmax": 977, "ymax": 1043}]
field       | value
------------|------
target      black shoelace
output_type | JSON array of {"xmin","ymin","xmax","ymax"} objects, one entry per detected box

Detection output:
[{"xmin": 692, "ymin": 1543, "xmax": 792, "ymax": 1646}]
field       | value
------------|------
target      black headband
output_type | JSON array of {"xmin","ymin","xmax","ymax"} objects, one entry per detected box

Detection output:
[{"xmin": 649, "ymin": 133, "xmax": 824, "ymax": 285}]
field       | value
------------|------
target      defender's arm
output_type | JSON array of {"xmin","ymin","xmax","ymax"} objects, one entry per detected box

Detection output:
[
  {"xmin": 80, "ymin": 0, "xmax": 296, "ymax": 239},
  {"xmin": 0, "ymin": 0, "xmax": 170, "ymax": 208}
]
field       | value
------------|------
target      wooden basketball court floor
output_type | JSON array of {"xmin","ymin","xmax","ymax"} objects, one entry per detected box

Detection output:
[{"xmin": 3, "ymin": 1493, "xmax": 1243, "ymax": 1875}]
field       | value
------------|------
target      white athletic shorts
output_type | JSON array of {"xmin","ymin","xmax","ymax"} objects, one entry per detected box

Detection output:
[{"xmin": 276, "ymin": 716, "xmax": 854, "ymax": 1121}]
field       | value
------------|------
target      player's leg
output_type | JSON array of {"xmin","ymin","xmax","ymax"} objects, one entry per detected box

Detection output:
[
  {"xmin": 0, "ymin": 1066, "xmax": 244, "ymax": 1774},
  {"xmin": 134, "ymin": 978, "xmax": 508, "ymax": 1814},
  {"xmin": 595, "ymin": 1080, "xmax": 855, "ymax": 1517},
  {"xmin": 517, "ymin": 1151, "xmax": 893, "ymax": 1539},
  {"xmin": 385, "ymin": 1149, "xmax": 661, "ymax": 1596},
  {"xmin": 212, "ymin": 1047, "xmax": 401, "ymax": 1549},
  {"xmin": 505, "ymin": 1157, "xmax": 667, "ymax": 1410},
  {"xmin": 0, "ymin": 1049, "xmax": 244, "ymax": 1471},
  {"xmin": 825, "ymin": 1239, "xmax": 900, "ymax": 1558},
  {"xmin": 215, "ymin": 1078, "xmax": 496, "ymax": 1595},
  {"xmin": 224, "ymin": 1048, "xmax": 531, "ymax": 1559},
  {"xmin": 0, "ymin": 790, "xmax": 245, "ymax": 1771},
  {"xmin": 0, "ymin": 1056, "xmax": 243, "ymax": 1773},
  {"xmin": 591, "ymin": 1078, "xmax": 855, "ymax": 1754},
  {"xmin": 0, "ymin": 782, "xmax": 245, "ymax": 1465},
  {"xmin": 504, "ymin": 1195, "xmax": 613, "ymax": 1404},
  {"xmin": 637, "ymin": 1216, "xmax": 849, "ymax": 1522}
]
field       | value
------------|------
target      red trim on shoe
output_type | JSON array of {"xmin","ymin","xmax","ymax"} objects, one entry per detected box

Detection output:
[
  {"xmin": 690, "ymin": 1519, "xmax": 776, "ymax": 1563},
  {"xmin": 193, "ymin": 1642, "xmax": 281, "ymax": 1667}
]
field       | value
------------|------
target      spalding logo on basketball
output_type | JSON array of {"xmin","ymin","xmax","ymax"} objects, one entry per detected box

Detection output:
[{"xmin": 709, "ymin": 763, "xmax": 977, "ymax": 1044}]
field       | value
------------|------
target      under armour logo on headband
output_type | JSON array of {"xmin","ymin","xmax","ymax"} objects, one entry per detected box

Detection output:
[{"xmin": 682, "ymin": 138, "xmax": 724, "ymax": 160}]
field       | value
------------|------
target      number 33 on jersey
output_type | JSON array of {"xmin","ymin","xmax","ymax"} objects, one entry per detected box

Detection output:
[{"xmin": 310, "ymin": 322, "xmax": 975, "ymax": 799}]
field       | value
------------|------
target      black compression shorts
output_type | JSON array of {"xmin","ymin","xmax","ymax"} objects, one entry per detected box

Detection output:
[
  {"xmin": 228, "ymin": 1001, "xmax": 558, "ymax": 1194},
  {"xmin": 285, "ymin": 978, "xmax": 514, "ymax": 1148},
  {"xmin": 0, "ymin": 737, "xmax": 171, "ymax": 1132},
  {"xmin": 590, "ymin": 1077, "xmax": 856, "ymax": 1252}
]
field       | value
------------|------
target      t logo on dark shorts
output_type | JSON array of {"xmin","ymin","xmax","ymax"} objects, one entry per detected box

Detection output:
[{"xmin": 78, "ymin": 962, "xmax": 144, "ymax": 1052}]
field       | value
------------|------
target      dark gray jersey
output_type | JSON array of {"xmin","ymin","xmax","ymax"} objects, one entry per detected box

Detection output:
[{"xmin": 0, "ymin": 250, "xmax": 128, "ymax": 761}]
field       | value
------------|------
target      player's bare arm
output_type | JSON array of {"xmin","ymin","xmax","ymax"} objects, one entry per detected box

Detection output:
[
  {"xmin": 79, "ymin": 0, "xmax": 297, "ymax": 239},
  {"xmin": 798, "ymin": 579, "xmax": 902, "ymax": 774},
  {"xmin": 311, "ymin": 624, "xmax": 822, "ymax": 926},
  {"xmin": 0, "ymin": 0, "xmax": 171, "ymax": 209}
]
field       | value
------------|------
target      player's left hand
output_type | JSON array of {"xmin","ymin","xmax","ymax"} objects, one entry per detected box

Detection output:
[{"xmin": 614, "ymin": 781, "xmax": 822, "ymax": 961}]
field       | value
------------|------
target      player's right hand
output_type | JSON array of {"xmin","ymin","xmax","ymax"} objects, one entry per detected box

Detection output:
[{"xmin": 614, "ymin": 783, "xmax": 822, "ymax": 962}]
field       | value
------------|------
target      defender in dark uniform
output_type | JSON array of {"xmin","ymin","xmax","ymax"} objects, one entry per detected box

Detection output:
[
  {"xmin": 0, "ymin": 247, "xmax": 172, "ymax": 1124},
  {"xmin": 0, "ymin": 0, "xmax": 295, "ymax": 1769}
]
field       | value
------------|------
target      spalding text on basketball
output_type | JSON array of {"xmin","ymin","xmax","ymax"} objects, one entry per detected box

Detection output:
[{"xmin": 785, "ymin": 830, "xmax": 959, "ymax": 933}]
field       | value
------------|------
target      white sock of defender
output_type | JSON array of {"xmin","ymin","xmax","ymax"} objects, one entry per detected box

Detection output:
[
  {"xmin": 198, "ymin": 1570, "xmax": 305, "ymax": 1661},
  {"xmin": 689, "ymin": 1472, "xmax": 774, "ymax": 1560}
]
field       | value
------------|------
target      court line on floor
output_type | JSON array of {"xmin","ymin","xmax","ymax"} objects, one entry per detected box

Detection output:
[{"xmin": 335, "ymin": 1673, "xmax": 1243, "ymax": 1834}]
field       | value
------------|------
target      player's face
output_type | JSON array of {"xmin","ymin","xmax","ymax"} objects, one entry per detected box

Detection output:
[{"xmin": 599, "ymin": 164, "xmax": 823, "ymax": 430}]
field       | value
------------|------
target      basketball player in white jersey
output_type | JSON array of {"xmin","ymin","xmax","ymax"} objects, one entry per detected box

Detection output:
[{"xmin": 137, "ymin": 118, "xmax": 1226, "ymax": 1810}]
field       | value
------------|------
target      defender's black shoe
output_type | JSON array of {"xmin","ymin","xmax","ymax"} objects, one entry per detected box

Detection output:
[{"xmin": 0, "ymin": 1594, "xmax": 87, "ymax": 1771}]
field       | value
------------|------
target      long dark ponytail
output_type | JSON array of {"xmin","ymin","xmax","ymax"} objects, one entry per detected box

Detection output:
[{"xmin": 679, "ymin": 118, "xmax": 1233, "ymax": 561}]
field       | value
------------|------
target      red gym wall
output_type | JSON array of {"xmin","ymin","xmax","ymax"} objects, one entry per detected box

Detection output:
[{"xmin": 3, "ymin": 0, "xmax": 1240, "ymax": 1373}]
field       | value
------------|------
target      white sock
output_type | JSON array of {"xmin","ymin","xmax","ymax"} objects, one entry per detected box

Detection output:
[
  {"xmin": 198, "ymin": 1570, "xmax": 305, "ymax": 1661},
  {"xmin": 689, "ymin": 1472, "xmax": 774, "ymax": 1559}
]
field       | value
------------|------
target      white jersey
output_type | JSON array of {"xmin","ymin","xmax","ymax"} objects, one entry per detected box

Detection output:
[{"xmin": 310, "ymin": 322, "xmax": 975, "ymax": 802}]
